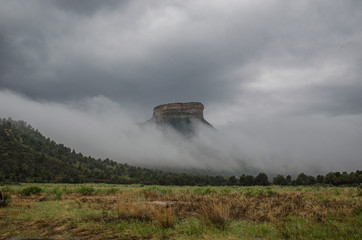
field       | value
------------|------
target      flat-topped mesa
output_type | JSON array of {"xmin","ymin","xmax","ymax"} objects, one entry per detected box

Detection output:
[
  {"xmin": 149, "ymin": 102, "xmax": 213, "ymax": 133},
  {"xmin": 153, "ymin": 102, "xmax": 205, "ymax": 121}
]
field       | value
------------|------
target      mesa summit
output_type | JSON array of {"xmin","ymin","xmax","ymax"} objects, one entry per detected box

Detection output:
[{"xmin": 147, "ymin": 102, "xmax": 213, "ymax": 133}]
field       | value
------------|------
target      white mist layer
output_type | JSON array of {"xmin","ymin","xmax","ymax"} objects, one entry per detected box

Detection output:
[{"xmin": 1, "ymin": 90, "xmax": 361, "ymax": 175}]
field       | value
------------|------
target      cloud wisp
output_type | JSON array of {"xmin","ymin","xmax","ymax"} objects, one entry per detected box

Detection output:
[{"xmin": 1, "ymin": 90, "xmax": 361, "ymax": 175}]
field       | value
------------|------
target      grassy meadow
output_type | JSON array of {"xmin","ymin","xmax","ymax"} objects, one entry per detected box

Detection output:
[{"xmin": 0, "ymin": 183, "xmax": 361, "ymax": 239}]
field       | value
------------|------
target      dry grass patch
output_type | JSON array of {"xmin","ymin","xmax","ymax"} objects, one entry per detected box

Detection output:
[
  {"xmin": 66, "ymin": 189, "xmax": 361, "ymax": 224},
  {"xmin": 117, "ymin": 202, "xmax": 176, "ymax": 228},
  {"xmin": 200, "ymin": 200, "xmax": 231, "ymax": 229}
]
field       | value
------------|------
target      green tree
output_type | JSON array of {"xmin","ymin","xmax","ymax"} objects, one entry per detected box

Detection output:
[
  {"xmin": 286, "ymin": 175, "xmax": 292, "ymax": 185},
  {"xmin": 316, "ymin": 175, "xmax": 324, "ymax": 183},
  {"xmin": 273, "ymin": 175, "xmax": 287, "ymax": 185},
  {"xmin": 228, "ymin": 176, "xmax": 237, "ymax": 186},
  {"xmin": 239, "ymin": 174, "xmax": 247, "ymax": 186},
  {"xmin": 238, "ymin": 174, "xmax": 254, "ymax": 186},
  {"xmin": 324, "ymin": 172, "xmax": 337, "ymax": 185},
  {"xmin": 245, "ymin": 175, "xmax": 254, "ymax": 186},
  {"xmin": 296, "ymin": 173, "xmax": 315, "ymax": 185},
  {"xmin": 254, "ymin": 173, "xmax": 270, "ymax": 186}
]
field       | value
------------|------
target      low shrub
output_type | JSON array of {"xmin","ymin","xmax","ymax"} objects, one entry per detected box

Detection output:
[
  {"xmin": 21, "ymin": 186, "xmax": 42, "ymax": 196},
  {"xmin": 0, "ymin": 193, "xmax": 11, "ymax": 207},
  {"xmin": 77, "ymin": 186, "xmax": 95, "ymax": 195}
]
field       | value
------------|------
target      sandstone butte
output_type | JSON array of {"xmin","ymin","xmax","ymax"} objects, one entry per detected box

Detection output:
[{"xmin": 148, "ymin": 102, "xmax": 213, "ymax": 131}]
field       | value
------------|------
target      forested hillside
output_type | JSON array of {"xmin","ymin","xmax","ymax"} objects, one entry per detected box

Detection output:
[{"xmin": 0, "ymin": 118, "xmax": 228, "ymax": 185}]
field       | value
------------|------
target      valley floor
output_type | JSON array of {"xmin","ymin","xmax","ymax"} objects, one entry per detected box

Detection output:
[{"xmin": 0, "ymin": 184, "xmax": 361, "ymax": 239}]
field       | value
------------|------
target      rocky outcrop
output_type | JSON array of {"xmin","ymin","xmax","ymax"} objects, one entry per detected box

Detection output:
[{"xmin": 149, "ymin": 102, "xmax": 212, "ymax": 133}]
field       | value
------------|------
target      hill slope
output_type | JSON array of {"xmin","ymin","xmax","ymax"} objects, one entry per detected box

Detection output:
[{"xmin": 0, "ymin": 118, "xmax": 227, "ymax": 185}]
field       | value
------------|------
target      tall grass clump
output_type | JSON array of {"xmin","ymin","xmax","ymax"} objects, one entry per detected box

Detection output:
[
  {"xmin": 47, "ymin": 187, "xmax": 62, "ymax": 200},
  {"xmin": 358, "ymin": 185, "xmax": 362, "ymax": 196},
  {"xmin": 179, "ymin": 218, "xmax": 205, "ymax": 237},
  {"xmin": 153, "ymin": 207, "xmax": 175, "ymax": 228},
  {"xmin": 118, "ymin": 202, "xmax": 153, "ymax": 221},
  {"xmin": 201, "ymin": 200, "xmax": 231, "ymax": 230}
]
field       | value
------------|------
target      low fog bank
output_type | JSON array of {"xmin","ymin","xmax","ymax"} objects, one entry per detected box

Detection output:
[{"xmin": 1, "ymin": 90, "xmax": 361, "ymax": 175}]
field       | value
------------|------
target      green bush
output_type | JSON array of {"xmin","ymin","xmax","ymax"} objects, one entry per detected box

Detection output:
[
  {"xmin": 21, "ymin": 186, "xmax": 42, "ymax": 196},
  {"xmin": 77, "ymin": 186, "xmax": 95, "ymax": 195}
]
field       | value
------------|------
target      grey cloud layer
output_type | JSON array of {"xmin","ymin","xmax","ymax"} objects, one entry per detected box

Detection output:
[{"xmin": 1, "ymin": 0, "xmax": 361, "ymax": 116}]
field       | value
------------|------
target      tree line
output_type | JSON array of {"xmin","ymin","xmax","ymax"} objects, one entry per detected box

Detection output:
[
  {"xmin": 233, "ymin": 171, "xmax": 362, "ymax": 186},
  {"xmin": 1, "ymin": 118, "xmax": 361, "ymax": 186}
]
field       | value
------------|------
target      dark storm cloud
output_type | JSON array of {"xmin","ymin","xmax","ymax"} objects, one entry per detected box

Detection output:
[
  {"xmin": 52, "ymin": 0, "xmax": 129, "ymax": 16},
  {"xmin": 0, "ymin": 0, "xmax": 246, "ymax": 110},
  {"xmin": 301, "ymin": 82, "xmax": 362, "ymax": 116},
  {"xmin": 1, "ymin": 0, "xmax": 361, "ymax": 116}
]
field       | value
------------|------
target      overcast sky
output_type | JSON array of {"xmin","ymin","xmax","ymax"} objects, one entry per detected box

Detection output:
[{"xmin": 1, "ymin": 0, "xmax": 361, "ymax": 175}]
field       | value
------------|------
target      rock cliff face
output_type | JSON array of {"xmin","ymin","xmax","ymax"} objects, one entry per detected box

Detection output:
[
  {"xmin": 150, "ymin": 102, "xmax": 212, "ymax": 133},
  {"xmin": 153, "ymin": 102, "xmax": 204, "ymax": 121}
]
